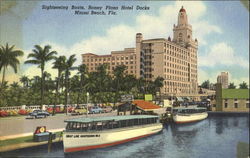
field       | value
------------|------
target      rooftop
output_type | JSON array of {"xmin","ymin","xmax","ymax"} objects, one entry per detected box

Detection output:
[
  {"xmin": 222, "ymin": 89, "xmax": 249, "ymax": 99},
  {"xmin": 64, "ymin": 115, "xmax": 158, "ymax": 123},
  {"xmin": 133, "ymin": 100, "xmax": 160, "ymax": 111}
]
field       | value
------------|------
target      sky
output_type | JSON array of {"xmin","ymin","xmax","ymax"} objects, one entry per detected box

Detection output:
[{"xmin": 0, "ymin": 0, "xmax": 249, "ymax": 86}]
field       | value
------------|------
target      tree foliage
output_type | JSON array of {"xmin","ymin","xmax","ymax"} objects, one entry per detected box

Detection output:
[
  {"xmin": 1, "ymin": 42, "xmax": 165, "ymax": 107},
  {"xmin": 0, "ymin": 43, "xmax": 24, "ymax": 84},
  {"xmin": 201, "ymin": 80, "xmax": 210, "ymax": 89},
  {"xmin": 239, "ymin": 81, "xmax": 248, "ymax": 89},
  {"xmin": 228, "ymin": 82, "xmax": 236, "ymax": 89},
  {"xmin": 25, "ymin": 45, "xmax": 57, "ymax": 106}
]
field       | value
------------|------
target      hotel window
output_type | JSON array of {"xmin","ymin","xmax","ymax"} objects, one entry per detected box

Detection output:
[
  {"xmin": 130, "ymin": 56, "xmax": 133, "ymax": 59},
  {"xmin": 224, "ymin": 102, "xmax": 228, "ymax": 108},
  {"xmin": 234, "ymin": 103, "xmax": 238, "ymax": 108},
  {"xmin": 126, "ymin": 57, "xmax": 129, "ymax": 60}
]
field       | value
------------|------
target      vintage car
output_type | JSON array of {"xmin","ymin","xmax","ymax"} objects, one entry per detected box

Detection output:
[
  {"xmin": 89, "ymin": 106, "xmax": 103, "ymax": 114},
  {"xmin": 28, "ymin": 110, "xmax": 50, "ymax": 119},
  {"xmin": 73, "ymin": 107, "xmax": 87, "ymax": 115}
]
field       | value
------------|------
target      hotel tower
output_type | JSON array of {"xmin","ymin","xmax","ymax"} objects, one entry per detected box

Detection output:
[{"xmin": 82, "ymin": 6, "xmax": 198, "ymax": 97}]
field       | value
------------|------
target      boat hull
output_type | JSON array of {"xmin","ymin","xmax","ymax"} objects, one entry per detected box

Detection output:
[
  {"xmin": 173, "ymin": 112, "xmax": 208, "ymax": 124},
  {"xmin": 63, "ymin": 123, "xmax": 163, "ymax": 153}
]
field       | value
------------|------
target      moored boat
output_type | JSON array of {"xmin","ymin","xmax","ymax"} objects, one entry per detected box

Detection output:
[
  {"xmin": 63, "ymin": 115, "xmax": 163, "ymax": 153},
  {"xmin": 172, "ymin": 106, "xmax": 208, "ymax": 124}
]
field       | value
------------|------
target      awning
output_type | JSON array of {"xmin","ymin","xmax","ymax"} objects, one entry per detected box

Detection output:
[{"xmin": 132, "ymin": 100, "xmax": 160, "ymax": 111}]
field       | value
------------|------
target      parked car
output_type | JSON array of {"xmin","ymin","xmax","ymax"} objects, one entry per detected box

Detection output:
[
  {"xmin": 73, "ymin": 107, "xmax": 87, "ymax": 115},
  {"xmin": 89, "ymin": 106, "xmax": 103, "ymax": 114},
  {"xmin": 28, "ymin": 110, "xmax": 50, "ymax": 119},
  {"xmin": 102, "ymin": 106, "xmax": 112, "ymax": 113}
]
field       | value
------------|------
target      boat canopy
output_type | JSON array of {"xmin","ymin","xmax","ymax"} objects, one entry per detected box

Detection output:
[{"xmin": 64, "ymin": 115, "xmax": 159, "ymax": 123}]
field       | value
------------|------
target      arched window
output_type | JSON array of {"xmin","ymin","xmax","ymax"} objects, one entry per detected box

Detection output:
[{"xmin": 178, "ymin": 33, "xmax": 183, "ymax": 42}]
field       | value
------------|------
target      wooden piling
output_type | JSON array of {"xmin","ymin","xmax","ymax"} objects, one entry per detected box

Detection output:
[{"xmin": 48, "ymin": 132, "xmax": 53, "ymax": 153}]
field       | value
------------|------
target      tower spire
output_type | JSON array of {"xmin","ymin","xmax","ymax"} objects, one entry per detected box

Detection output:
[
  {"xmin": 178, "ymin": 6, "xmax": 188, "ymax": 25},
  {"xmin": 173, "ymin": 6, "xmax": 195, "ymax": 47}
]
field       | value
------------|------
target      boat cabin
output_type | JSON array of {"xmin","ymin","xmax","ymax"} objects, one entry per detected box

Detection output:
[
  {"xmin": 173, "ymin": 107, "xmax": 207, "ymax": 114},
  {"xmin": 65, "ymin": 115, "xmax": 159, "ymax": 132}
]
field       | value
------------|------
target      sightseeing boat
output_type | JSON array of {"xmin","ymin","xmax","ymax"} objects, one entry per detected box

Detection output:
[
  {"xmin": 172, "ymin": 106, "xmax": 208, "ymax": 124},
  {"xmin": 63, "ymin": 115, "xmax": 163, "ymax": 153}
]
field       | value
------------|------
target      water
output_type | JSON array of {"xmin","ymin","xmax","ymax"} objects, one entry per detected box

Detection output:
[{"xmin": 1, "ymin": 115, "xmax": 249, "ymax": 158}]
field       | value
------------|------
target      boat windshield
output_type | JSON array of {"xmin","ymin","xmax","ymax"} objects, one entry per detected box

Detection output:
[
  {"xmin": 65, "ymin": 117, "xmax": 159, "ymax": 131},
  {"xmin": 175, "ymin": 108, "xmax": 206, "ymax": 114}
]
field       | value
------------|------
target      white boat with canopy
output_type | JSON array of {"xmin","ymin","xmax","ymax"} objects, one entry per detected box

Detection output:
[
  {"xmin": 172, "ymin": 106, "xmax": 208, "ymax": 124},
  {"xmin": 63, "ymin": 115, "xmax": 163, "ymax": 153}
]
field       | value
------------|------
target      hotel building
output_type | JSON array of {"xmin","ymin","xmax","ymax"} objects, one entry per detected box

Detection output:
[
  {"xmin": 217, "ymin": 72, "xmax": 229, "ymax": 89},
  {"xmin": 82, "ymin": 6, "xmax": 198, "ymax": 97}
]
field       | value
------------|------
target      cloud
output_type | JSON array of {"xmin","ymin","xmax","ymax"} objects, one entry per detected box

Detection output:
[
  {"xmin": 9, "ymin": 1, "xmax": 223, "ymax": 82},
  {"xmin": 199, "ymin": 42, "xmax": 249, "ymax": 68},
  {"xmin": 70, "ymin": 1, "xmax": 221, "ymax": 55}
]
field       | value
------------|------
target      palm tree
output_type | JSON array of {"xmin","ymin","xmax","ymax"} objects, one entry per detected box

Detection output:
[
  {"xmin": 113, "ymin": 65, "xmax": 127, "ymax": 92},
  {"xmin": 96, "ymin": 64, "xmax": 110, "ymax": 92},
  {"xmin": 239, "ymin": 81, "xmax": 248, "ymax": 89},
  {"xmin": 153, "ymin": 76, "xmax": 164, "ymax": 95},
  {"xmin": 0, "ymin": 43, "xmax": 24, "ymax": 85},
  {"xmin": 64, "ymin": 55, "xmax": 76, "ymax": 114},
  {"xmin": 10, "ymin": 81, "xmax": 20, "ymax": 89},
  {"xmin": 25, "ymin": 45, "xmax": 57, "ymax": 107},
  {"xmin": 85, "ymin": 72, "xmax": 97, "ymax": 95},
  {"xmin": 228, "ymin": 82, "xmax": 236, "ymax": 89},
  {"xmin": 20, "ymin": 75, "xmax": 29, "ymax": 87},
  {"xmin": 52, "ymin": 56, "xmax": 66, "ymax": 115},
  {"xmin": 53, "ymin": 56, "xmax": 66, "ymax": 96},
  {"xmin": 77, "ymin": 64, "xmax": 88, "ymax": 105}
]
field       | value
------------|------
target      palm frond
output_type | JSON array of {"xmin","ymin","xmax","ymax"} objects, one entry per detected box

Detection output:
[
  {"xmin": 24, "ymin": 60, "xmax": 41, "ymax": 65},
  {"xmin": 9, "ymin": 62, "xmax": 18, "ymax": 73}
]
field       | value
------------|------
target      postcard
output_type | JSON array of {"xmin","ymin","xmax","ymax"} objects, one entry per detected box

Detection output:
[{"xmin": 0, "ymin": 1, "xmax": 249, "ymax": 157}]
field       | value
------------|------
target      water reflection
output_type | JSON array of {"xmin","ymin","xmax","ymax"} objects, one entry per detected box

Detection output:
[
  {"xmin": 233, "ymin": 119, "xmax": 238, "ymax": 127},
  {"xmin": 215, "ymin": 119, "xmax": 223, "ymax": 134},
  {"xmin": 169, "ymin": 123, "xmax": 198, "ymax": 149}
]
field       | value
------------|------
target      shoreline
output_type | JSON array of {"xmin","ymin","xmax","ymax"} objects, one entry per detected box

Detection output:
[{"xmin": 0, "ymin": 137, "xmax": 63, "ymax": 153}]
